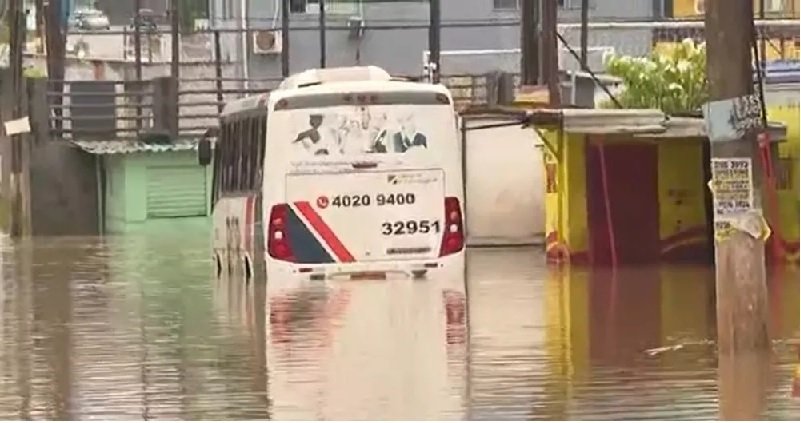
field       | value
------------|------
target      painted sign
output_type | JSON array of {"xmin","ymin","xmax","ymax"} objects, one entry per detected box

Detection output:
[
  {"xmin": 709, "ymin": 158, "xmax": 754, "ymax": 238},
  {"xmin": 703, "ymin": 94, "xmax": 763, "ymax": 143}
]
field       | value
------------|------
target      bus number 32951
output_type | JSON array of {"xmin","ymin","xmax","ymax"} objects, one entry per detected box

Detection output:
[
  {"xmin": 330, "ymin": 193, "xmax": 416, "ymax": 208},
  {"xmin": 381, "ymin": 220, "xmax": 441, "ymax": 236}
]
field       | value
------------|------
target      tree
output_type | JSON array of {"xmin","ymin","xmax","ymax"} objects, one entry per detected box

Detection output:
[{"xmin": 602, "ymin": 38, "xmax": 709, "ymax": 115}]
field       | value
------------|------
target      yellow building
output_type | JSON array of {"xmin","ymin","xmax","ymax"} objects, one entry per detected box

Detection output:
[
  {"xmin": 764, "ymin": 82, "xmax": 800, "ymax": 262},
  {"xmin": 672, "ymin": 0, "xmax": 800, "ymax": 18},
  {"xmin": 660, "ymin": 4, "xmax": 799, "ymax": 61},
  {"xmin": 524, "ymin": 108, "xmax": 794, "ymax": 266}
]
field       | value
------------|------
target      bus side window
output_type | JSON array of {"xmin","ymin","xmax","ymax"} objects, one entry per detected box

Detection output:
[
  {"xmin": 230, "ymin": 119, "xmax": 243, "ymax": 193},
  {"xmin": 219, "ymin": 121, "xmax": 229, "ymax": 196},
  {"xmin": 254, "ymin": 116, "xmax": 266, "ymax": 190},
  {"xmin": 241, "ymin": 117, "xmax": 254, "ymax": 191},
  {"xmin": 212, "ymin": 122, "xmax": 224, "ymax": 204}
]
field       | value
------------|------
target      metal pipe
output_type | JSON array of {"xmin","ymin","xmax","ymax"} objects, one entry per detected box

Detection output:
[
  {"xmin": 134, "ymin": 0, "xmax": 142, "ymax": 81},
  {"xmin": 281, "ymin": 0, "xmax": 290, "ymax": 77},
  {"xmin": 428, "ymin": 0, "xmax": 441, "ymax": 83},
  {"xmin": 580, "ymin": 0, "xmax": 589, "ymax": 67},
  {"xmin": 241, "ymin": 0, "xmax": 250, "ymax": 89},
  {"xmin": 521, "ymin": 0, "xmax": 540, "ymax": 85},
  {"xmin": 319, "ymin": 0, "xmax": 327, "ymax": 68},
  {"xmin": 170, "ymin": 0, "xmax": 180, "ymax": 80},
  {"xmin": 214, "ymin": 30, "xmax": 224, "ymax": 114}
]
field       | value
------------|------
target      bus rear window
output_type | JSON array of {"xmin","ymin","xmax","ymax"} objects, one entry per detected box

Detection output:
[{"xmin": 273, "ymin": 104, "xmax": 454, "ymax": 158}]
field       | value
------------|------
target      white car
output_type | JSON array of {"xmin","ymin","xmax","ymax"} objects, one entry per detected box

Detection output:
[{"xmin": 69, "ymin": 9, "xmax": 111, "ymax": 31}]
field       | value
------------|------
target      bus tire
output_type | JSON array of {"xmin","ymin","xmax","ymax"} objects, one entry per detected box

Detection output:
[
  {"xmin": 214, "ymin": 253, "xmax": 223, "ymax": 279},
  {"xmin": 243, "ymin": 255, "xmax": 253, "ymax": 283}
]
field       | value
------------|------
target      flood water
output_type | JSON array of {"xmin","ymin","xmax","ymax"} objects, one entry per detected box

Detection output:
[{"xmin": 0, "ymin": 222, "xmax": 797, "ymax": 420}]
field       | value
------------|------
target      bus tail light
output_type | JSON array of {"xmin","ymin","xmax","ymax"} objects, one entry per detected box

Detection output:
[
  {"xmin": 268, "ymin": 204, "xmax": 295, "ymax": 262},
  {"xmin": 439, "ymin": 197, "xmax": 465, "ymax": 257}
]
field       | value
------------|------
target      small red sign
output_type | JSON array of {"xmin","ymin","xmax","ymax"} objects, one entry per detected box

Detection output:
[{"xmin": 316, "ymin": 196, "xmax": 329, "ymax": 209}]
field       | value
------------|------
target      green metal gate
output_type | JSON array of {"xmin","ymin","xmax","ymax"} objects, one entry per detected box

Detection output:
[{"xmin": 146, "ymin": 166, "xmax": 207, "ymax": 218}]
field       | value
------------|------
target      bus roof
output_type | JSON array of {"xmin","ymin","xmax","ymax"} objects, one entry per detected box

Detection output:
[
  {"xmin": 221, "ymin": 93, "xmax": 270, "ymax": 117},
  {"xmin": 269, "ymin": 79, "xmax": 453, "ymax": 104},
  {"xmin": 221, "ymin": 67, "xmax": 451, "ymax": 117},
  {"xmin": 278, "ymin": 66, "xmax": 391, "ymax": 90}
]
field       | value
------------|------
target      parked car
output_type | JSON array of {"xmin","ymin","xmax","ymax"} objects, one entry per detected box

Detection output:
[{"xmin": 69, "ymin": 8, "xmax": 111, "ymax": 30}]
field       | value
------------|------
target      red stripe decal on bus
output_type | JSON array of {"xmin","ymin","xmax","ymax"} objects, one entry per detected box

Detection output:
[{"xmin": 294, "ymin": 201, "xmax": 355, "ymax": 263}]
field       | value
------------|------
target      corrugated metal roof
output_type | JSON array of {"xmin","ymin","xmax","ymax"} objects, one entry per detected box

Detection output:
[
  {"xmin": 558, "ymin": 108, "xmax": 668, "ymax": 134},
  {"xmin": 71, "ymin": 140, "xmax": 202, "ymax": 155},
  {"xmin": 635, "ymin": 116, "xmax": 787, "ymax": 142}
]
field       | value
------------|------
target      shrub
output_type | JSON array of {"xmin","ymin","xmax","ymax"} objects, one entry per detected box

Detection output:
[{"xmin": 601, "ymin": 38, "xmax": 709, "ymax": 115}]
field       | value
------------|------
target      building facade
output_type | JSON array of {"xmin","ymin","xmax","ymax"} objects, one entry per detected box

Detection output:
[{"xmin": 209, "ymin": 0, "xmax": 664, "ymax": 79}]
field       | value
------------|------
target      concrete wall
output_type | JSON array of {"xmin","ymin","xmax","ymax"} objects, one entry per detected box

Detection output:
[
  {"xmin": 207, "ymin": 0, "xmax": 659, "ymax": 78},
  {"xmin": 29, "ymin": 142, "xmax": 100, "ymax": 236},
  {"xmin": 463, "ymin": 119, "xmax": 545, "ymax": 246}
]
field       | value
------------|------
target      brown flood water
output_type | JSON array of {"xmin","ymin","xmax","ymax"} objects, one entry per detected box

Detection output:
[{"xmin": 0, "ymin": 223, "xmax": 797, "ymax": 420}]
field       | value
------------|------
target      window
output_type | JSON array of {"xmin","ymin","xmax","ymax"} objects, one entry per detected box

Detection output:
[
  {"xmin": 290, "ymin": 0, "xmax": 359, "ymax": 15},
  {"xmin": 214, "ymin": 114, "xmax": 268, "ymax": 197},
  {"xmin": 557, "ymin": 0, "xmax": 589, "ymax": 9},
  {"xmin": 493, "ymin": 0, "xmax": 518, "ymax": 10}
]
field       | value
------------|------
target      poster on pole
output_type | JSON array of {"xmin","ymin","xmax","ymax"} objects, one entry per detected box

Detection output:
[
  {"xmin": 709, "ymin": 158, "xmax": 754, "ymax": 238},
  {"xmin": 702, "ymin": 94, "xmax": 763, "ymax": 143}
]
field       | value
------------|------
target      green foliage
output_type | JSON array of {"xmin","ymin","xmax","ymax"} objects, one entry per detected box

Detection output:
[
  {"xmin": 23, "ymin": 66, "xmax": 46, "ymax": 78},
  {"xmin": 602, "ymin": 39, "xmax": 709, "ymax": 115}
]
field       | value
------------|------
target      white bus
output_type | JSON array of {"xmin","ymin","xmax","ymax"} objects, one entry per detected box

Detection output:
[{"xmin": 206, "ymin": 66, "xmax": 465, "ymax": 282}]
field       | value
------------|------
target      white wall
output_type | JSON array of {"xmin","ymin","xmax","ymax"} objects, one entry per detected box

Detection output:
[{"xmin": 464, "ymin": 120, "xmax": 545, "ymax": 246}]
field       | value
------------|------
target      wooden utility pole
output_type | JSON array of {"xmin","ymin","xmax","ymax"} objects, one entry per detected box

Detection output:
[
  {"xmin": 8, "ymin": 0, "xmax": 25, "ymax": 238},
  {"xmin": 520, "ymin": 0, "xmax": 540, "ymax": 85},
  {"xmin": 541, "ymin": 0, "xmax": 560, "ymax": 106},
  {"xmin": 705, "ymin": 0, "xmax": 770, "ymax": 355}
]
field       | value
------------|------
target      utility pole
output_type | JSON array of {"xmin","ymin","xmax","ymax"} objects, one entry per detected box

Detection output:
[
  {"xmin": 520, "ymin": 0, "xmax": 540, "ymax": 85},
  {"xmin": 281, "ymin": 0, "xmax": 290, "ymax": 77},
  {"xmin": 170, "ymin": 0, "xmax": 180, "ymax": 80},
  {"xmin": 319, "ymin": 0, "xmax": 326, "ymax": 68},
  {"xmin": 8, "ymin": 0, "xmax": 25, "ymax": 238},
  {"xmin": 428, "ymin": 0, "xmax": 441, "ymax": 83},
  {"xmin": 134, "ymin": 0, "xmax": 143, "ymax": 131},
  {"xmin": 34, "ymin": 0, "xmax": 45, "ymax": 53},
  {"xmin": 134, "ymin": 0, "xmax": 142, "ymax": 81},
  {"xmin": 705, "ymin": 0, "xmax": 769, "ymax": 355},
  {"xmin": 541, "ymin": 0, "xmax": 560, "ymax": 106},
  {"xmin": 44, "ymin": 0, "xmax": 66, "ymax": 89},
  {"xmin": 580, "ymin": 0, "xmax": 589, "ymax": 67}
]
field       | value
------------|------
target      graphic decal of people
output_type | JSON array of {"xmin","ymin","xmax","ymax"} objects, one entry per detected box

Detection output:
[
  {"xmin": 293, "ymin": 114, "xmax": 330, "ymax": 155},
  {"xmin": 392, "ymin": 115, "xmax": 428, "ymax": 153},
  {"xmin": 292, "ymin": 111, "xmax": 429, "ymax": 156}
]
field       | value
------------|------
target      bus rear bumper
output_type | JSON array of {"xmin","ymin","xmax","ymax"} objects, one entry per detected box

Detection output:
[{"xmin": 265, "ymin": 253, "xmax": 465, "ymax": 284}]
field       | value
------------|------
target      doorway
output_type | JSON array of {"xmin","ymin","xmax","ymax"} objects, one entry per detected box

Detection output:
[{"xmin": 585, "ymin": 137, "xmax": 660, "ymax": 266}]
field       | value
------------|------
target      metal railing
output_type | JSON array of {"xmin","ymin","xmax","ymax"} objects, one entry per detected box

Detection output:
[{"xmin": 47, "ymin": 76, "xmax": 280, "ymax": 141}]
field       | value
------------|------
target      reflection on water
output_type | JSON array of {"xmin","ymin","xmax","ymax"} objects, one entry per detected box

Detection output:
[{"xmin": 0, "ymin": 227, "xmax": 797, "ymax": 420}]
